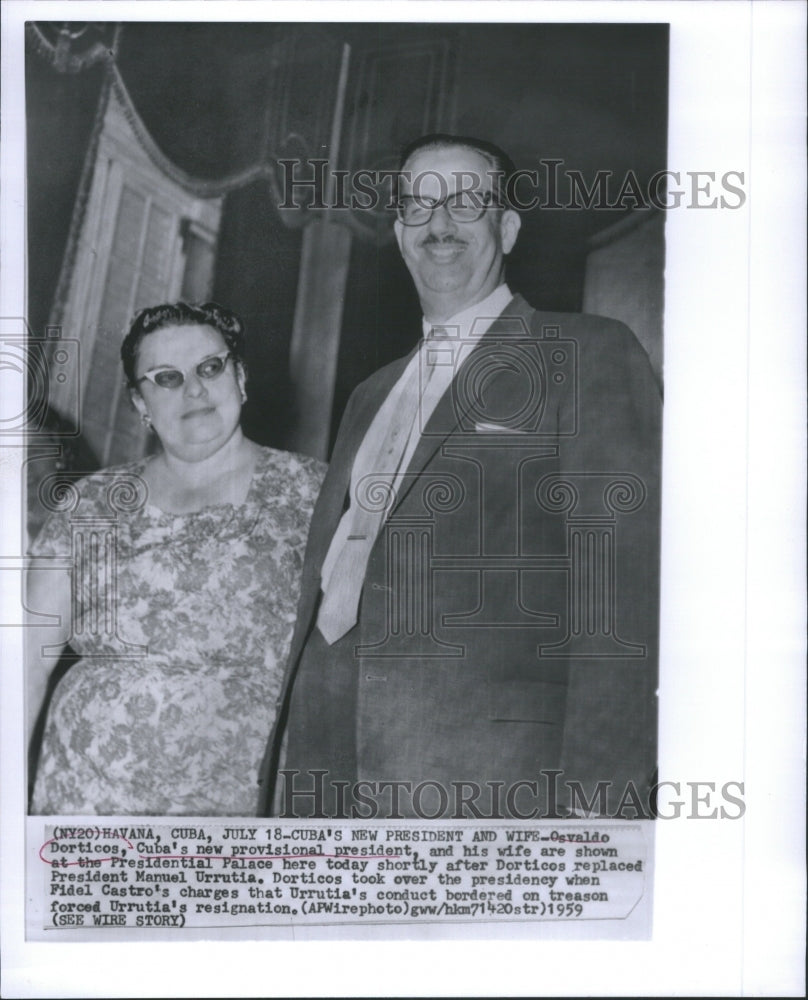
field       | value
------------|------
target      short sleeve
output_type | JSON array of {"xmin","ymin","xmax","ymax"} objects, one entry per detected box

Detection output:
[{"xmin": 27, "ymin": 465, "xmax": 141, "ymax": 559}]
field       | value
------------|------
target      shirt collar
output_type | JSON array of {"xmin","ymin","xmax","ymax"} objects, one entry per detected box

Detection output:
[{"xmin": 421, "ymin": 284, "xmax": 512, "ymax": 341}]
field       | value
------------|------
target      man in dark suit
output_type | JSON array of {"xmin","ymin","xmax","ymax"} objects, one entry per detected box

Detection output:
[{"xmin": 260, "ymin": 134, "xmax": 661, "ymax": 819}]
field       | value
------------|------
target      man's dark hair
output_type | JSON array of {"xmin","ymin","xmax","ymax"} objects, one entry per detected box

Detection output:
[
  {"xmin": 120, "ymin": 301, "xmax": 247, "ymax": 388},
  {"xmin": 397, "ymin": 133, "xmax": 518, "ymax": 209}
]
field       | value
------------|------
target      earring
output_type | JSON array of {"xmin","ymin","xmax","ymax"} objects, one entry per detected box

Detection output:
[{"xmin": 141, "ymin": 413, "xmax": 152, "ymax": 427}]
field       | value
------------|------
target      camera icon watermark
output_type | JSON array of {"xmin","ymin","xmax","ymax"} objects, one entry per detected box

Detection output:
[
  {"xmin": 417, "ymin": 316, "xmax": 578, "ymax": 439},
  {"xmin": 0, "ymin": 318, "xmax": 82, "ymax": 437}
]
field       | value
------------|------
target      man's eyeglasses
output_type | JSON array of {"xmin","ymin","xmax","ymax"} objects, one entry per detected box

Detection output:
[
  {"xmin": 135, "ymin": 351, "xmax": 233, "ymax": 390},
  {"xmin": 396, "ymin": 190, "xmax": 495, "ymax": 226}
]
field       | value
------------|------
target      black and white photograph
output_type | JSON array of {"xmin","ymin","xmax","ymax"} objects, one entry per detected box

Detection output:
[
  {"xmin": 22, "ymin": 19, "xmax": 667, "ymax": 822},
  {"xmin": 1, "ymin": 1, "xmax": 804, "ymax": 996}
]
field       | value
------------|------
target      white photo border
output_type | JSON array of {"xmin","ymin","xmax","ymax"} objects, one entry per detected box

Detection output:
[{"xmin": 2, "ymin": 1, "xmax": 805, "ymax": 996}]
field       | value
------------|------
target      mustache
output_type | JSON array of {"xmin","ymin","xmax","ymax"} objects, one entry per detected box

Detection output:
[{"xmin": 419, "ymin": 234, "xmax": 468, "ymax": 247}]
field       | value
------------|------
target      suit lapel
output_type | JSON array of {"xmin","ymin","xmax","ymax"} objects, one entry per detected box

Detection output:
[{"xmin": 390, "ymin": 294, "xmax": 535, "ymax": 513}]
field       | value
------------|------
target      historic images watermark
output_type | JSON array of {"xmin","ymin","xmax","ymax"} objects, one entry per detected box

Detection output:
[
  {"xmin": 276, "ymin": 769, "xmax": 746, "ymax": 821},
  {"xmin": 273, "ymin": 160, "xmax": 747, "ymax": 215}
]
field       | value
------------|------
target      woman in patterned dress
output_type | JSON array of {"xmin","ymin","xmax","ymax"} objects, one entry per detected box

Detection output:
[{"xmin": 26, "ymin": 302, "xmax": 324, "ymax": 816}]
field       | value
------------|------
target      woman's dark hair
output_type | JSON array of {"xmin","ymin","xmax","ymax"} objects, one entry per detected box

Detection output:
[{"xmin": 121, "ymin": 301, "xmax": 246, "ymax": 388}]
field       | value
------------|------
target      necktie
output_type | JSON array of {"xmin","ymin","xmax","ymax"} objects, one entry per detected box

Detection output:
[{"xmin": 316, "ymin": 334, "xmax": 446, "ymax": 645}]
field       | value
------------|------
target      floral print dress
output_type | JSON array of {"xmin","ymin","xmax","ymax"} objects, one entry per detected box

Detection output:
[{"xmin": 30, "ymin": 447, "xmax": 324, "ymax": 816}]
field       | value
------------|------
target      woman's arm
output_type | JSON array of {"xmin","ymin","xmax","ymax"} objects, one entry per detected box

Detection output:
[{"xmin": 25, "ymin": 561, "xmax": 72, "ymax": 750}]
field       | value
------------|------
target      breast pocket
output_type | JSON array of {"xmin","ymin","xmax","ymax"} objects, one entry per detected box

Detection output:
[{"xmin": 487, "ymin": 681, "xmax": 567, "ymax": 726}]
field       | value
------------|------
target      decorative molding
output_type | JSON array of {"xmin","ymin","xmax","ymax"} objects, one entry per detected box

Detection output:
[
  {"xmin": 38, "ymin": 30, "xmax": 454, "ymax": 250},
  {"xmin": 107, "ymin": 66, "xmax": 278, "ymax": 201},
  {"xmin": 26, "ymin": 22, "xmax": 120, "ymax": 73},
  {"xmin": 340, "ymin": 36, "xmax": 458, "ymax": 243},
  {"xmin": 47, "ymin": 70, "xmax": 113, "ymax": 333},
  {"xmin": 344, "ymin": 37, "xmax": 456, "ymax": 174}
]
